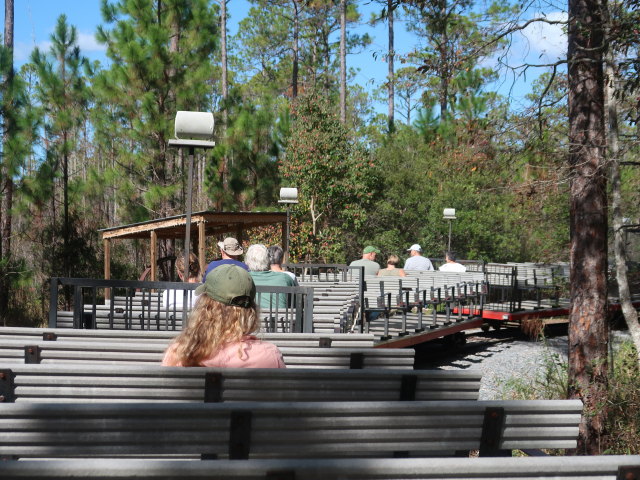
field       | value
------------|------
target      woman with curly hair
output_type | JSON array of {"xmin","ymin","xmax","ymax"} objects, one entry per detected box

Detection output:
[{"xmin": 161, "ymin": 264, "xmax": 286, "ymax": 368}]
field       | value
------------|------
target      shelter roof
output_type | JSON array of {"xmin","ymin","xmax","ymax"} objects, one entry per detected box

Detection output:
[{"xmin": 98, "ymin": 210, "xmax": 287, "ymax": 240}]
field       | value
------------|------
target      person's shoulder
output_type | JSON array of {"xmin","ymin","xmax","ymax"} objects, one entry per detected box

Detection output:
[
  {"xmin": 234, "ymin": 260, "xmax": 250, "ymax": 270},
  {"xmin": 245, "ymin": 338, "xmax": 286, "ymax": 368}
]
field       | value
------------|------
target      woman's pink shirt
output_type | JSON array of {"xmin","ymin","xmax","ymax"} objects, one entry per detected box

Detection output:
[{"xmin": 162, "ymin": 336, "xmax": 286, "ymax": 368}]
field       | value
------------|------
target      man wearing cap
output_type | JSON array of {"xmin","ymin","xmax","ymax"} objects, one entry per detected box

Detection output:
[
  {"xmin": 404, "ymin": 244, "xmax": 434, "ymax": 271},
  {"xmin": 349, "ymin": 246, "xmax": 381, "ymax": 276},
  {"xmin": 203, "ymin": 237, "xmax": 249, "ymax": 280}
]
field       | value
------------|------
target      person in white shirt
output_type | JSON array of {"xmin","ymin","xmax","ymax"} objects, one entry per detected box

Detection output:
[
  {"xmin": 438, "ymin": 251, "xmax": 467, "ymax": 272},
  {"xmin": 162, "ymin": 253, "xmax": 201, "ymax": 310},
  {"xmin": 403, "ymin": 244, "xmax": 434, "ymax": 271}
]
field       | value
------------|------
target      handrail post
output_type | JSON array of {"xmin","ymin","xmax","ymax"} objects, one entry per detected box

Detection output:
[
  {"xmin": 48, "ymin": 278, "xmax": 60, "ymax": 328},
  {"xmin": 303, "ymin": 286, "xmax": 314, "ymax": 333}
]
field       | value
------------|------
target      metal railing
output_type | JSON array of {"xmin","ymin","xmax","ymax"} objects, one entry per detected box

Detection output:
[
  {"xmin": 49, "ymin": 278, "xmax": 314, "ymax": 333},
  {"xmin": 285, "ymin": 264, "xmax": 366, "ymax": 332}
]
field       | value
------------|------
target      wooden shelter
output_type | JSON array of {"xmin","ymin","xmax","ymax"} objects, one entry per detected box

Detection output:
[{"xmin": 99, "ymin": 211, "xmax": 288, "ymax": 281}]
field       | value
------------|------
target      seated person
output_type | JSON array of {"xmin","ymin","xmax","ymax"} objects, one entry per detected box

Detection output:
[
  {"xmin": 349, "ymin": 245, "xmax": 381, "ymax": 275},
  {"xmin": 203, "ymin": 237, "xmax": 249, "ymax": 280},
  {"xmin": 268, "ymin": 245, "xmax": 297, "ymax": 284},
  {"xmin": 404, "ymin": 244, "xmax": 434, "ymax": 271},
  {"xmin": 377, "ymin": 254, "xmax": 407, "ymax": 277},
  {"xmin": 161, "ymin": 253, "xmax": 201, "ymax": 310},
  {"xmin": 161, "ymin": 264, "xmax": 285, "ymax": 368},
  {"xmin": 438, "ymin": 251, "xmax": 467, "ymax": 272},
  {"xmin": 246, "ymin": 244, "xmax": 296, "ymax": 309}
]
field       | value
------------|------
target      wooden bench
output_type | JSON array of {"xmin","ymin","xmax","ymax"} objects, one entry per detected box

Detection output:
[
  {"xmin": 0, "ymin": 399, "xmax": 583, "ymax": 459},
  {"xmin": 1, "ymin": 455, "xmax": 638, "ymax": 480},
  {"xmin": 0, "ymin": 364, "xmax": 482, "ymax": 402},
  {"xmin": 0, "ymin": 339, "xmax": 415, "ymax": 369},
  {"xmin": 0, "ymin": 327, "xmax": 376, "ymax": 348}
]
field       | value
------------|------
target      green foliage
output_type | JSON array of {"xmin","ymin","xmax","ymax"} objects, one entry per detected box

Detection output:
[
  {"xmin": 405, "ymin": 0, "xmax": 517, "ymax": 119},
  {"xmin": 281, "ymin": 91, "xmax": 378, "ymax": 262},
  {"xmin": 366, "ymin": 121, "xmax": 538, "ymax": 263},
  {"xmin": 500, "ymin": 337, "xmax": 640, "ymax": 454},
  {"xmin": 499, "ymin": 338, "xmax": 569, "ymax": 401},
  {"xmin": 94, "ymin": 0, "xmax": 218, "ymax": 218},
  {"xmin": 603, "ymin": 341, "xmax": 640, "ymax": 454},
  {"xmin": 207, "ymin": 95, "xmax": 283, "ymax": 210}
]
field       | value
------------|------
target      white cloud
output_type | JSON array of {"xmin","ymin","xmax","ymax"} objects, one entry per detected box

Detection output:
[
  {"xmin": 520, "ymin": 11, "xmax": 568, "ymax": 61},
  {"xmin": 77, "ymin": 31, "xmax": 106, "ymax": 53},
  {"xmin": 12, "ymin": 31, "xmax": 104, "ymax": 65}
]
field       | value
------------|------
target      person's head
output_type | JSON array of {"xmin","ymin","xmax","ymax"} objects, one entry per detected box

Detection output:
[
  {"xmin": 218, "ymin": 237, "xmax": 244, "ymax": 259},
  {"xmin": 386, "ymin": 254, "xmax": 400, "ymax": 267},
  {"xmin": 268, "ymin": 245, "xmax": 285, "ymax": 266},
  {"xmin": 245, "ymin": 244, "xmax": 270, "ymax": 271},
  {"xmin": 407, "ymin": 244, "xmax": 422, "ymax": 257},
  {"xmin": 171, "ymin": 264, "xmax": 259, "ymax": 366},
  {"xmin": 362, "ymin": 245, "xmax": 380, "ymax": 261},
  {"xmin": 175, "ymin": 253, "xmax": 201, "ymax": 282},
  {"xmin": 445, "ymin": 251, "xmax": 457, "ymax": 263}
]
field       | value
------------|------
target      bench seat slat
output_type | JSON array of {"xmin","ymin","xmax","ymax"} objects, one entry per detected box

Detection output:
[
  {"xmin": 1, "ymin": 456, "xmax": 638, "ymax": 480},
  {"xmin": 5, "ymin": 364, "xmax": 481, "ymax": 403},
  {"xmin": 0, "ymin": 400, "xmax": 583, "ymax": 458}
]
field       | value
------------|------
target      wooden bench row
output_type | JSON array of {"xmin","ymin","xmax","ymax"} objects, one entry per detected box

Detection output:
[
  {"xmin": 0, "ymin": 327, "xmax": 376, "ymax": 348},
  {"xmin": 1, "ymin": 456, "xmax": 638, "ymax": 480},
  {"xmin": 0, "ymin": 399, "xmax": 583, "ymax": 459},
  {"xmin": 0, "ymin": 364, "xmax": 482, "ymax": 402},
  {"xmin": 0, "ymin": 339, "xmax": 415, "ymax": 369}
]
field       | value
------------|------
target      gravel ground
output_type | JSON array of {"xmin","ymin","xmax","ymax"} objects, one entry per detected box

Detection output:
[{"xmin": 418, "ymin": 328, "xmax": 632, "ymax": 400}]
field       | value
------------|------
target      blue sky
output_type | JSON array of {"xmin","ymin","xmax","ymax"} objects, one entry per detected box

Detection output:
[{"xmin": 3, "ymin": 0, "xmax": 567, "ymax": 115}]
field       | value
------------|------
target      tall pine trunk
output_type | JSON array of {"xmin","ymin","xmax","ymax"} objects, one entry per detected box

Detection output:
[
  {"xmin": 218, "ymin": 0, "xmax": 228, "ymax": 209},
  {"xmin": 387, "ymin": 0, "xmax": 394, "ymax": 131},
  {"xmin": 339, "ymin": 0, "xmax": 346, "ymax": 123},
  {"xmin": 606, "ymin": 42, "xmax": 640, "ymax": 361},
  {"xmin": 291, "ymin": 0, "xmax": 300, "ymax": 98},
  {"xmin": 567, "ymin": 0, "xmax": 609, "ymax": 454},
  {"xmin": 1, "ymin": 0, "xmax": 15, "ymax": 321}
]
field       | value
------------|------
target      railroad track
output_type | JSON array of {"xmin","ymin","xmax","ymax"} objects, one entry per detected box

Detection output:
[{"xmin": 413, "ymin": 326, "xmax": 547, "ymax": 369}]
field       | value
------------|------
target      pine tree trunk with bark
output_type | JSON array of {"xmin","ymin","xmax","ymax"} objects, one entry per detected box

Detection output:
[
  {"xmin": 567, "ymin": 0, "xmax": 609, "ymax": 454},
  {"xmin": 0, "ymin": 0, "xmax": 15, "ymax": 321}
]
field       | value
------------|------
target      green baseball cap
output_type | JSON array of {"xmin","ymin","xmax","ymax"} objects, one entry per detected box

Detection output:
[
  {"xmin": 363, "ymin": 246, "xmax": 380, "ymax": 254},
  {"xmin": 195, "ymin": 264, "xmax": 256, "ymax": 308}
]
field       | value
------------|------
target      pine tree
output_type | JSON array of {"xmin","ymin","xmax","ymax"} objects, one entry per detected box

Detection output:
[
  {"xmin": 94, "ymin": 0, "xmax": 219, "ymax": 221},
  {"xmin": 29, "ymin": 15, "xmax": 90, "ymax": 279}
]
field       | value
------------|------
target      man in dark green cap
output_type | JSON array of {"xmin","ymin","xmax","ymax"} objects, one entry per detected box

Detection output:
[{"xmin": 349, "ymin": 245, "xmax": 381, "ymax": 276}]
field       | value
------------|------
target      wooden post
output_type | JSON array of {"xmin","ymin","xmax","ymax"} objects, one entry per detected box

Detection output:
[
  {"xmin": 150, "ymin": 230, "xmax": 157, "ymax": 281},
  {"xmin": 103, "ymin": 238, "xmax": 111, "ymax": 301}
]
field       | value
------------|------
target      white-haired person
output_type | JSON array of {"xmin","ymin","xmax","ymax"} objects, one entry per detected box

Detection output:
[
  {"xmin": 245, "ymin": 243, "xmax": 296, "ymax": 309},
  {"xmin": 161, "ymin": 264, "xmax": 285, "ymax": 368}
]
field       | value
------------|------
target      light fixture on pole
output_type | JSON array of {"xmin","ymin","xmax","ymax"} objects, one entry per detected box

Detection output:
[
  {"xmin": 443, "ymin": 208, "xmax": 457, "ymax": 252},
  {"xmin": 278, "ymin": 187, "xmax": 299, "ymax": 263},
  {"xmin": 168, "ymin": 111, "xmax": 216, "ymax": 282}
]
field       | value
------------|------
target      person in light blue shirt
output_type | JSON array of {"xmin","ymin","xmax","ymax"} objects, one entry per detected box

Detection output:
[{"xmin": 404, "ymin": 244, "xmax": 434, "ymax": 271}]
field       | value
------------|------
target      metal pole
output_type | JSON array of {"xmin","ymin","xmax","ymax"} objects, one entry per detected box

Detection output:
[
  {"xmin": 284, "ymin": 206, "xmax": 291, "ymax": 263},
  {"xmin": 184, "ymin": 146, "xmax": 195, "ymax": 281},
  {"xmin": 448, "ymin": 220, "xmax": 452, "ymax": 251}
]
